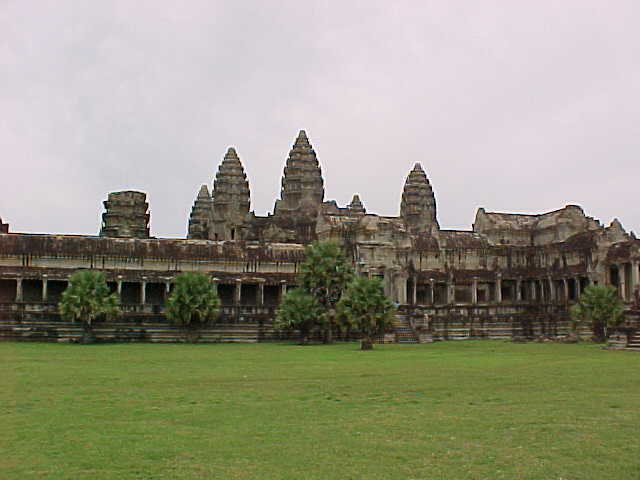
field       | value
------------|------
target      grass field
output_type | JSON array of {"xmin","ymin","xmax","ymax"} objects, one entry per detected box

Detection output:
[{"xmin": 2, "ymin": 341, "xmax": 639, "ymax": 479}]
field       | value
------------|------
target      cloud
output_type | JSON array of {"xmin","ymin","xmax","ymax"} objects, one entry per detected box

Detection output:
[{"xmin": 1, "ymin": 0, "xmax": 639, "ymax": 236}]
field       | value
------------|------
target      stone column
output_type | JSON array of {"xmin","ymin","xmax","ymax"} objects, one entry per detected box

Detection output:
[
  {"xmin": 562, "ymin": 278, "xmax": 569, "ymax": 303},
  {"xmin": 618, "ymin": 263, "xmax": 627, "ymax": 301},
  {"xmin": 140, "ymin": 277, "xmax": 147, "ymax": 305},
  {"xmin": 258, "ymin": 280, "xmax": 265, "ymax": 306},
  {"xmin": 632, "ymin": 261, "xmax": 640, "ymax": 295},
  {"xmin": 280, "ymin": 281, "xmax": 287, "ymax": 302},
  {"xmin": 395, "ymin": 273, "xmax": 408, "ymax": 305},
  {"xmin": 446, "ymin": 274, "xmax": 455, "ymax": 305},
  {"xmin": 529, "ymin": 280, "xmax": 538, "ymax": 303},
  {"xmin": 574, "ymin": 276, "xmax": 581, "ymax": 299},
  {"xmin": 429, "ymin": 278, "xmax": 435, "ymax": 305},
  {"xmin": 472, "ymin": 277, "xmax": 478, "ymax": 304},
  {"xmin": 412, "ymin": 277, "xmax": 417, "ymax": 305},
  {"xmin": 16, "ymin": 278, "xmax": 23, "ymax": 302},
  {"xmin": 211, "ymin": 278, "xmax": 219, "ymax": 296},
  {"xmin": 42, "ymin": 275, "xmax": 48, "ymax": 302},
  {"xmin": 235, "ymin": 279, "xmax": 242, "ymax": 306},
  {"xmin": 516, "ymin": 278, "xmax": 522, "ymax": 302},
  {"xmin": 117, "ymin": 275, "xmax": 123, "ymax": 300},
  {"xmin": 496, "ymin": 273, "xmax": 502, "ymax": 303},
  {"xmin": 547, "ymin": 277, "xmax": 555, "ymax": 302}
]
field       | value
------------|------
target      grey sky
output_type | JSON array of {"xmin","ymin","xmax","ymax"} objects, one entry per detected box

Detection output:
[{"xmin": 2, "ymin": 0, "xmax": 639, "ymax": 238}]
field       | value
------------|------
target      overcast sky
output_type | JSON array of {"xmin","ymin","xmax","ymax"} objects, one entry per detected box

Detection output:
[{"xmin": 2, "ymin": 1, "xmax": 639, "ymax": 238}]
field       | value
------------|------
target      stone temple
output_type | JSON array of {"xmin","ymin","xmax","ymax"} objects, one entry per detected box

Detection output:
[{"xmin": 1, "ymin": 130, "xmax": 639, "ymax": 344}]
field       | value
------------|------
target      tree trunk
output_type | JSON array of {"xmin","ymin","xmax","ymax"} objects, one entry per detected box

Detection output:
[
  {"xmin": 360, "ymin": 335, "xmax": 373, "ymax": 350},
  {"xmin": 80, "ymin": 320, "xmax": 95, "ymax": 344},
  {"xmin": 592, "ymin": 320, "xmax": 606, "ymax": 343},
  {"xmin": 323, "ymin": 326, "xmax": 333, "ymax": 344},
  {"xmin": 185, "ymin": 323, "xmax": 200, "ymax": 343}
]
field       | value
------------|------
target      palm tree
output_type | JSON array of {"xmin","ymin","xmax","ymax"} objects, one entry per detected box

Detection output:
[
  {"xmin": 58, "ymin": 270, "xmax": 120, "ymax": 344},
  {"xmin": 275, "ymin": 288, "xmax": 323, "ymax": 344},
  {"xmin": 570, "ymin": 284, "xmax": 624, "ymax": 342},
  {"xmin": 299, "ymin": 241, "xmax": 353, "ymax": 342},
  {"xmin": 337, "ymin": 276, "xmax": 395, "ymax": 350},
  {"xmin": 165, "ymin": 272, "xmax": 220, "ymax": 342}
]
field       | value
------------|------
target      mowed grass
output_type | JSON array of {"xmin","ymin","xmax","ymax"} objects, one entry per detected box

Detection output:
[{"xmin": 1, "ymin": 341, "xmax": 639, "ymax": 480}]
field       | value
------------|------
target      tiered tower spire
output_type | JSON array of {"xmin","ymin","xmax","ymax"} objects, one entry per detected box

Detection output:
[
  {"xmin": 400, "ymin": 163, "xmax": 439, "ymax": 233},
  {"xmin": 187, "ymin": 185, "xmax": 214, "ymax": 239},
  {"xmin": 210, "ymin": 147, "xmax": 251, "ymax": 241},
  {"xmin": 274, "ymin": 130, "xmax": 324, "ymax": 216}
]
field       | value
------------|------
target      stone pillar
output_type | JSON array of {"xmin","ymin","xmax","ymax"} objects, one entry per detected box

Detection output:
[
  {"xmin": 574, "ymin": 276, "xmax": 581, "ymax": 299},
  {"xmin": 117, "ymin": 275, "xmax": 123, "ymax": 299},
  {"xmin": 447, "ymin": 274, "xmax": 455, "ymax": 305},
  {"xmin": 280, "ymin": 281, "xmax": 287, "ymax": 302},
  {"xmin": 496, "ymin": 274, "xmax": 502, "ymax": 303},
  {"xmin": 412, "ymin": 277, "xmax": 417, "ymax": 305},
  {"xmin": 42, "ymin": 275, "xmax": 48, "ymax": 302},
  {"xmin": 530, "ymin": 280, "xmax": 537, "ymax": 302},
  {"xmin": 562, "ymin": 278, "xmax": 569, "ymax": 303},
  {"xmin": 164, "ymin": 278, "xmax": 172, "ymax": 305},
  {"xmin": 235, "ymin": 279, "xmax": 242, "ymax": 306},
  {"xmin": 211, "ymin": 278, "xmax": 219, "ymax": 296},
  {"xmin": 632, "ymin": 261, "xmax": 640, "ymax": 295},
  {"xmin": 16, "ymin": 278, "xmax": 23, "ymax": 302},
  {"xmin": 472, "ymin": 277, "xmax": 478, "ymax": 304},
  {"xmin": 618, "ymin": 263, "xmax": 627, "ymax": 301},
  {"xmin": 258, "ymin": 280, "xmax": 265, "ymax": 306},
  {"xmin": 429, "ymin": 278, "xmax": 435, "ymax": 305},
  {"xmin": 516, "ymin": 278, "xmax": 522, "ymax": 302},
  {"xmin": 396, "ymin": 274, "xmax": 408, "ymax": 305},
  {"xmin": 140, "ymin": 277, "xmax": 147, "ymax": 305}
]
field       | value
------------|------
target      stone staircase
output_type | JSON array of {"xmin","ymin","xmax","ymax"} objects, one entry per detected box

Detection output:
[
  {"xmin": 625, "ymin": 330, "xmax": 640, "ymax": 351},
  {"xmin": 393, "ymin": 314, "xmax": 419, "ymax": 343}
]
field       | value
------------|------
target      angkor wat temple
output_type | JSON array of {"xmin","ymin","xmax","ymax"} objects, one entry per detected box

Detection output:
[{"xmin": 1, "ymin": 131, "xmax": 639, "ymax": 344}]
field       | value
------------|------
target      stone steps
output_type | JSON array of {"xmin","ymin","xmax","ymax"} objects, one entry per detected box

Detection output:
[
  {"xmin": 393, "ymin": 315, "xmax": 418, "ymax": 343},
  {"xmin": 0, "ymin": 320, "xmax": 276, "ymax": 343}
]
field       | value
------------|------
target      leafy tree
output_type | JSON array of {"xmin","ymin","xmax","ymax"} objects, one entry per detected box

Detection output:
[
  {"xmin": 299, "ymin": 241, "xmax": 354, "ymax": 342},
  {"xmin": 337, "ymin": 276, "xmax": 396, "ymax": 350},
  {"xmin": 570, "ymin": 284, "xmax": 625, "ymax": 342},
  {"xmin": 59, "ymin": 270, "xmax": 120, "ymax": 343},
  {"xmin": 165, "ymin": 272, "xmax": 220, "ymax": 342},
  {"xmin": 275, "ymin": 288, "xmax": 323, "ymax": 344}
]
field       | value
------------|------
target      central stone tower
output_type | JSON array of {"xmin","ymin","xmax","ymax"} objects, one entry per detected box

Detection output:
[{"xmin": 273, "ymin": 130, "xmax": 325, "ymax": 242}]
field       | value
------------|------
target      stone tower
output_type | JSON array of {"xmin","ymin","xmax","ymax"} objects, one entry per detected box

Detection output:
[
  {"xmin": 400, "ymin": 163, "xmax": 439, "ymax": 233},
  {"xmin": 210, "ymin": 147, "xmax": 251, "ymax": 241},
  {"xmin": 348, "ymin": 194, "xmax": 366, "ymax": 216},
  {"xmin": 187, "ymin": 185, "xmax": 214, "ymax": 239},
  {"xmin": 100, "ymin": 191, "xmax": 150, "ymax": 238},
  {"xmin": 272, "ymin": 130, "xmax": 325, "ymax": 242},
  {"xmin": 274, "ymin": 130, "xmax": 324, "ymax": 218}
]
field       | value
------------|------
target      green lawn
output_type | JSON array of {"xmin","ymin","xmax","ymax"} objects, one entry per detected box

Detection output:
[{"xmin": 2, "ymin": 341, "xmax": 639, "ymax": 480}]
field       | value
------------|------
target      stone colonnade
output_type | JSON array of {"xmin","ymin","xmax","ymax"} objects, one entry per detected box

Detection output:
[
  {"xmin": 401, "ymin": 271, "xmax": 604, "ymax": 306},
  {"xmin": 8, "ymin": 275, "xmax": 292, "ymax": 307},
  {"xmin": 612, "ymin": 260, "xmax": 640, "ymax": 302}
]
